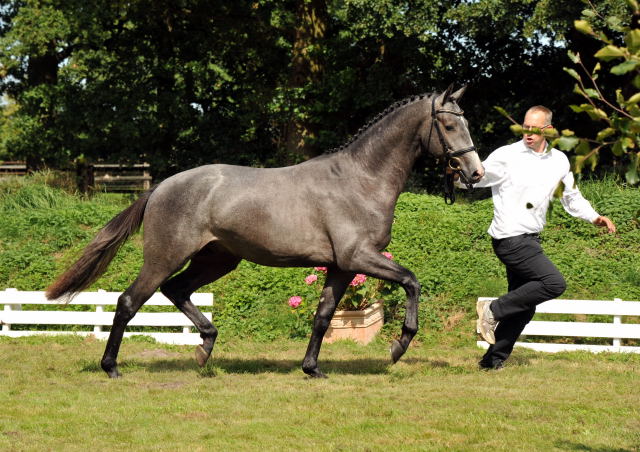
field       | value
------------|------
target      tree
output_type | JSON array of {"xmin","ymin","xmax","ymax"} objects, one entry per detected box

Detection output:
[{"xmin": 560, "ymin": 0, "xmax": 640, "ymax": 185}]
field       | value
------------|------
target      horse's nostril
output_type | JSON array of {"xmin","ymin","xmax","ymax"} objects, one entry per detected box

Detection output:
[{"xmin": 471, "ymin": 169, "xmax": 484, "ymax": 182}]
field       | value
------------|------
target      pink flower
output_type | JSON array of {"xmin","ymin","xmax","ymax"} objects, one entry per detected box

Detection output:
[
  {"xmin": 288, "ymin": 296, "xmax": 302, "ymax": 308},
  {"xmin": 382, "ymin": 252, "xmax": 394, "ymax": 260},
  {"xmin": 350, "ymin": 274, "xmax": 367, "ymax": 286},
  {"xmin": 305, "ymin": 274, "xmax": 318, "ymax": 285},
  {"xmin": 314, "ymin": 267, "xmax": 328, "ymax": 273}
]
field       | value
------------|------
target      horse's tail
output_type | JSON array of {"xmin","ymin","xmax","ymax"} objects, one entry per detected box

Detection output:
[{"xmin": 46, "ymin": 186, "xmax": 158, "ymax": 301}]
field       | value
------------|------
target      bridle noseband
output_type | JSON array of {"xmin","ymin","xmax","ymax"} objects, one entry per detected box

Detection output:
[{"xmin": 429, "ymin": 95, "xmax": 476, "ymax": 204}]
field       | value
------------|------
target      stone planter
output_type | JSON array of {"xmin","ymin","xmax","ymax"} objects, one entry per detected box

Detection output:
[{"xmin": 324, "ymin": 301, "xmax": 384, "ymax": 345}]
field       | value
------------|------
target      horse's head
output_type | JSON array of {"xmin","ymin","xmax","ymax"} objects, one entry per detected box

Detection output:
[{"xmin": 422, "ymin": 85, "xmax": 484, "ymax": 186}]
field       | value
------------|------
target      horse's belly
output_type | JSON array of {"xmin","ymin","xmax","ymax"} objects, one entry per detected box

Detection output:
[{"xmin": 213, "ymin": 226, "xmax": 333, "ymax": 268}]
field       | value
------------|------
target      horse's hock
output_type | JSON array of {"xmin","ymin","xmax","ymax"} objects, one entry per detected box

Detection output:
[{"xmin": 323, "ymin": 301, "xmax": 384, "ymax": 345}]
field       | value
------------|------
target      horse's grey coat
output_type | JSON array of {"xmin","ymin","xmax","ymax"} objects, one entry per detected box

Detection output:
[{"xmin": 47, "ymin": 85, "xmax": 484, "ymax": 378}]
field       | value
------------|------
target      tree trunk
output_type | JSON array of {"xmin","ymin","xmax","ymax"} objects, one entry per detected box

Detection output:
[
  {"xmin": 24, "ymin": 41, "xmax": 60, "ymax": 172},
  {"xmin": 284, "ymin": 0, "xmax": 327, "ymax": 160}
]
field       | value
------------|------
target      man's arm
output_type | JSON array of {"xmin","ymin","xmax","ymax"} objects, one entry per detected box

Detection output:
[
  {"xmin": 453, "ymin": 148, "xmax": 507, "ymax": 189},
  {"xmin": 560, "ymin": 172, "xmax": 616, "ymax": 233}
]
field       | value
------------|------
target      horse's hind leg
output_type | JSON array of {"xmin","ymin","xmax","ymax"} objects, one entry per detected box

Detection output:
[
  {"xmin": 160, "ymin": 243, "xmax": 240, "ymax": 367},
  {"xmin": 302, "ymin": 269, "xmax": 355, "ymax": 378},
  {"xmin": 101, "ymin": 262, "xmax": 172, "ymax": 378}
]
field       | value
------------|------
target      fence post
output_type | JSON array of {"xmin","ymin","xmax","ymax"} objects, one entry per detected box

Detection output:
[
  {"xmin": 94, "ymin": 289, "xmax": 105, "ymax": 334},
  {"xmin": 2, "ymin": 304, "xmax": 10, "ymax": 332},
  {"xmin": 612, "ymin": 298, "xmax": 622, "ymax": 347},
  {"xmin": 2, "ymin": 288, "xmax": 21, "ymax": 332},
  {"xmin": 143, "ymin": 163, "xmax": 151, "ymax": 190}
]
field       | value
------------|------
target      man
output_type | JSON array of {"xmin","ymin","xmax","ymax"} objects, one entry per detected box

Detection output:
[{"xmin": 463, "ymin": 105, "xmax": 616, "ymax": 370}]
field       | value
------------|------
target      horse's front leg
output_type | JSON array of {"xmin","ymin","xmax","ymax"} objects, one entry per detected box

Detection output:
[
  {"xmin": 343, "ymin": 248, "xmax": 421, "ymax": 364},
  {"xmin": 302, "ymin": 269, "xmax": 355, "ymax": 378}
]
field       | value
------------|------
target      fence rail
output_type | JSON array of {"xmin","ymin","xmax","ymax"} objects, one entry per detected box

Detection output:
[
  {"xmin": 0, "ymin": 161, "xmax": 152, "ymax": 192},
  {"xmin": 0, "ymin": 161, "xmax": 27, "ymax": 176},
  {"xmin": 0, "ymin": 288, "xmax": 213, "ymax": 345},
  {"xmin": 477, "ymin": 297, "xmax": 640, "ymax": 353},
  {"xmin": 92, "ymin": 163, "xmax": 152, "ymax": 192}
]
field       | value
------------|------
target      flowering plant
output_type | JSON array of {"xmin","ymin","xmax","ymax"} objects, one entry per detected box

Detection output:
[{"xmin": 287, "ymin": 252, "xmax": 397, "ymax": 319}]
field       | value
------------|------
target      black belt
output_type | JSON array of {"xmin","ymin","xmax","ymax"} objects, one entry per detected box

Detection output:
[{"xmin": 492, "ymin": 233, "xmax": 540, "ymax": 243}]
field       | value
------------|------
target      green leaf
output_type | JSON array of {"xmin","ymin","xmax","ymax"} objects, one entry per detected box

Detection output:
[
  {"xmin": 510, "ymin": 124, "xmax": 523, "ymax": 135},
  {"xmin": 612, "ymin": 139, "xmax": 626, "ymax": 156},
  {"xmin": 561, "ymin": 129, "xmax": 575, "ymax": 136},
  {"xmin": 584, "ymin": 88, "xmax": 600, "ymax": 98},
  {"xmin": 543, "ymin": 127, "xmax": 559, "ymax": 138},
  {"xmin": 586, "ymin": 107, "xmax": 609, "ymax": 121},
  {"xmin": 625, "ymin": 158, "xmax": 639, "ymax": 185},
  {"xmin": 626, "ymin": 29, "xmax": 640, "ymax": 53},
  {"xmin": 626, "ymin": 92, "xmax": 640, "ymax": 104},
  {"xmin": 553, "ymin": 181, "xmax": 566, "ymax": 199},
  {"xmin": 586, "ymin": 150, "xmax": 599, "ymax": 171},
  {"xmin": 569, "ymin": 103, "xmax": 591, "ymax": 113},
  {"xmin": 610, "ymin": 60, "xmax": 639, "ymax": 75},
  {"xmin": 574, "ymin": 19, "xmax": 593, "ymax": 35},
  {"xmin": 606, "ymin": 16, "xmax": 623, "ymax": 32},
  {"xmin": 594, "ymin": 45, "xmax": 626, "ymax": 61},
  {"xmin": 494, "ymin": 106, "xmax": 508, "ymax": 116},
  {"xmin": 555, "ymin": 136, "xmax": 580, "ymax": 151},
  {"xmin": 576, "ymin": 140, "xmax": 592, "ymax": 156},
  {"xmin": 563, "ymin": 67, "xmax": 581, "ymax": 82},
  {"xmin": 627, "ymin": 0, "xmax": 640, "ymax": 12},
  {"xmin": 596, "ymin": 127, "xmax": 616, "ymax": 141},
  {"xmin": 567, "ymin": 50, "xmax": 581, "ymax": 64}
]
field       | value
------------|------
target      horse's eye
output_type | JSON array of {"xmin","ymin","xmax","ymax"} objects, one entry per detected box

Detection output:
[{"xmin": 445, "ymin": 125, "xmax": 455, "ymax": 131}]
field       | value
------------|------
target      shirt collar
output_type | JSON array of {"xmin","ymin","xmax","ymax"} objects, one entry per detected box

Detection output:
[{"xmin": 520, "ymin": 139, "xmax": 551, "ymax": 156}]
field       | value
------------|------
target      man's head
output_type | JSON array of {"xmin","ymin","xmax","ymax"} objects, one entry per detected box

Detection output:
[{"xmin": 522, "ymin": 105, "xmax": 552, "ymax": 153}]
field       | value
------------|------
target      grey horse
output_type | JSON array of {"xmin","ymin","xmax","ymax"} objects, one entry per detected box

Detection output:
[{"xmin": 46, "ymin": 85, "xmax": 484, "ymax": 378}]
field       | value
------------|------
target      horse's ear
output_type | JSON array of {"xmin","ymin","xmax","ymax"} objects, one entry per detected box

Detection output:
[
  {"xmin": 442, "ymin": 83, "xmax": 454, "ymax": 100},
  {"xmin": 450, "ymin": 85, "xmax": 467, "ymax": 103}
]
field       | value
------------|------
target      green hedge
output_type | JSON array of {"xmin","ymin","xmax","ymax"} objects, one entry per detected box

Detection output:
[{"xmin": 1, "ymin": 173, "xmax": 638, "ymax": 342}]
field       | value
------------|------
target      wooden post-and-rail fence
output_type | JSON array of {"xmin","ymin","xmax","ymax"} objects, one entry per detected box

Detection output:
[{"xmin": 0, "ymin": 161, "xmax": 152, "ymax": 193}]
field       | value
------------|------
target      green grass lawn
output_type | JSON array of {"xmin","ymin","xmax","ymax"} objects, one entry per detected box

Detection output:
[{"xmin": 1, "ymin": 335, "xmax": 638, "ymax": 451}]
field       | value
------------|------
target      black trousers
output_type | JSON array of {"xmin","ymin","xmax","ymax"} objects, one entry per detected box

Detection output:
[{"xmin": 481, "ymin": 234, "xmax": 567, "ymax": 367}]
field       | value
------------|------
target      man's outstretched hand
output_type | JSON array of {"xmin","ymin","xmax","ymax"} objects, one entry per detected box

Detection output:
[{"xmin": 592, "ymin": 216, "xmax": 616, "ymax": 234}]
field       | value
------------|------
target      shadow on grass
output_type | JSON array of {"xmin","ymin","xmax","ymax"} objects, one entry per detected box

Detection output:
[
  {"xmin": 554, "ymin": 440, "xmax": 636, "ymax": 452},
  {"xmin": 78, "ymin": 355, "xmax": 464, "ymax": 376}
]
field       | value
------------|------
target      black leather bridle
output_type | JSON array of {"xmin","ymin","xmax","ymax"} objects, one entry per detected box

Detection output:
[{"xmin": 429, "ymin": 95, "xmax": 476, "ymax": 204}]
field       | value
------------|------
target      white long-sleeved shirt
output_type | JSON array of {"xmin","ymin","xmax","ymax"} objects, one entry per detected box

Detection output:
[{"xmin": 463, "ymin": 139, "xmax": 600, "ymax": 239}]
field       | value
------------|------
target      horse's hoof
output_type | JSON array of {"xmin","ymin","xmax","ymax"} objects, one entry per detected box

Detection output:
[
  {"xmin": 195, "ymin": 345, "xmax": 210, "ymax": 367},
  {"xmin": 303, "ymin": 368, "xmax": 328, "ymax": 379},
  {"xmin": 106, "ymin": 369, "xmax": 122, "ymax": 379},
  {"xmin": 390, "ymin": 340, "xmax": 405, "ymax": 364}
]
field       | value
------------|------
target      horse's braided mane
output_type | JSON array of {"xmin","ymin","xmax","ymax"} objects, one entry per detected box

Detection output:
[{"xmin": 324, "ymin": 92, "xmax": 433, "ymax": 155}]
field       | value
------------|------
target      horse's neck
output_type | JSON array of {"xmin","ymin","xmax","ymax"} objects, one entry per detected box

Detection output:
[{"xmin": 348, "ymin": 99, "xmax": 428, "ymax": 196}]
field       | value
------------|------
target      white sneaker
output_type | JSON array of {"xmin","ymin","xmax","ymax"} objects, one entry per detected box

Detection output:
[{"xmin": 476, "ymin": 300, "xmax": 498, "ymax": 345}]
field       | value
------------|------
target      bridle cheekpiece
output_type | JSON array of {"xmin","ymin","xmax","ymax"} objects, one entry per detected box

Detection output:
[{"xmin": 429, "ymin": 95, "xmax": 476, "ymax": 204}]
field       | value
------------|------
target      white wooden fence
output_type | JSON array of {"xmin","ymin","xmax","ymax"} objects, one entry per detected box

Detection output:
[
  {"xmin": 0, "ymin": 288, "xmax": 213, "ymax": 345},
  {"xmin": 477, "ymin": 297, "xmax": 640, "ymax": 353}
]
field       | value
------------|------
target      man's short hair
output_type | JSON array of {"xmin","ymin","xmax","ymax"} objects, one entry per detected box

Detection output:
[{"xmin": 526, "ymin": 105, "xmax": 553, "ymax": 125}]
